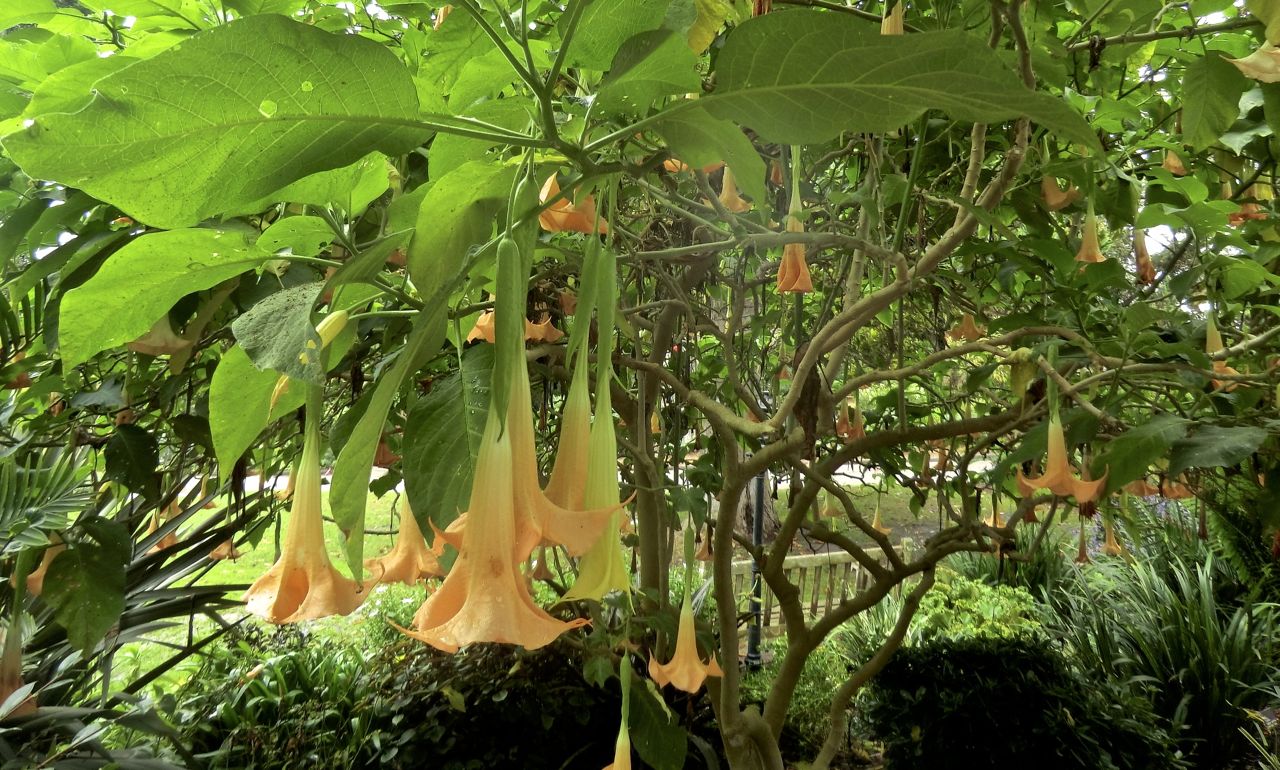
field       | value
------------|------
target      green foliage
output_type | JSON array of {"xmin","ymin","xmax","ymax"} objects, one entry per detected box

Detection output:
[
  {"xmin": 864, "ymin": 635, "xmax": 1186, "ymax": 770},
  {"xmin": 741, "ymin": 636, "xmax": 852, "ymax": 756},
  {"xmin": 1050, "ymin": 557, "xmax": 1280, "ymax": 767},
  {"xmin": 910, "ymin": 574, "xmax": 1046, "ymax": 642}
]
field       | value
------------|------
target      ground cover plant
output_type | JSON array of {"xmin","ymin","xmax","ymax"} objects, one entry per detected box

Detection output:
[{"xmin": 2, "ymin": 0, "xmax": 1280, "ymax": 767}]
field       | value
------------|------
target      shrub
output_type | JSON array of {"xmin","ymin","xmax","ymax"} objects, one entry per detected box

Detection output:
[
  {"xmin": 910, "ymin": 574, "xmax": 1046, "ymax": 642},
  {"xmin": 741, "ymin": 636, "xmax": 852, "ymax": 757},
  {"xmin": 863, "ymin": 635, "xmax": 1185, "ymax": 770}
]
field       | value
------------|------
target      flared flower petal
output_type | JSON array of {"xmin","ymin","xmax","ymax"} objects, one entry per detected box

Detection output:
[
  {"xmin": 717, "ymin": 166, "xmax": 752, "ymax": 213},
  {"xmin": 399, "ymin": 405, "xmax": 587, "ymax": 652},
  {"xmin": 467, "ymin": 310, "xmax": 497, "ymax": 343},
  {"xmin": 1017, "ymin": 417, "xmax": 1108, "ymax": 503},
  {"xmin": 526, "ymin": 316, "xmax": 564, "ymax": 343},
  {"xmin": 126, "ymin": 316, "xmax": 192, "ymax": 357},
  {"xmin": 539, "ymin": 175, "xmax": 609, "ymax": 234},
  {"xmin": 244, "ymin": 408, "xmax": 368, "ymax": 624},
  {"xmin": 1041, "ymin": 176, "xmax": 1080, "ymax": 212},
  {"xmin": 1075, "ymin": 212, "xmax": 1106, "ymax": 263},
  {"xmin": 1229, "ymin": 42, "xmax": 1280, "ymax": 83},
  {"xmin": 946, "ymin": 313, "xmax": 985, "ymax": 342},
  {"xmin": 366, "ymin": 499, "xmax": 445, "ymax": 585},
  {"xmin": 1125, "ymin": 478, "xmax": 1159, "ymax": 497},
  {"xmin": 649, "ymin": 598, "xmax": 721, "ymax": 693},
  {"xmin": 872, "ymin": 503, "xmax": 892, "ymax": 535},
  {"xmin": 17, "ymin": 539, "xmax": 64, "ymax": 596},
  {"xmin": 1102, "ymin": 518, "xmax": 1123, "ymax": 557},
  {"xmin": 1134, "ymin": 229, "xmax": 1156, "ymax": 285},
  {"xmin": 776, "ymin": 214, "xmax": 812, "ymax": 293},
  {"xmin": 209, "ymin": 539, "xmax": 242, "ymax": 561}
]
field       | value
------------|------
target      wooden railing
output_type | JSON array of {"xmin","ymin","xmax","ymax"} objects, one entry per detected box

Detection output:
[{"xmin": 726, "ymin": 539, "xmax": 915, "ymax": 633}]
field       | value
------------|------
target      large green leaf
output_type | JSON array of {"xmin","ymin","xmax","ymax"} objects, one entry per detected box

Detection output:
[
  {"xmin": 0, "ymin": 0, "xmax": 56, "ymax": 29},
  {"xmin": 57, "ymin": 228, "xmax": 265, "ymax": 369},
  {"xmin": 597, "ymin": 29, "xmax": 701, "ymax": 113},
  {"xmin": 1, "ymin": 15, "xmax": 425, "ymax": 229},
  {"xmin": 209, "ymin": 344, "xmax": 278, "ymax": 478},
  {"xmin": 1181, "ymin": 52, "xmax": 1248, "ymax": 150},
  {"xmin": 408, "ymin": 160, "xmax": 514, "ymax": 294},
  {"xmin": 1169, "ymin": 424, "xmax": 1268, "ymax": 477},
  {"xmin": 232, "ymin": 152, "xmax": 394, "ymax": 217},
  {"xmin": 402, "ymin": 345, "xmax": 493, "ymax": 533},
  {"xmin": 561, "ymin": 0, "xmax": 670, "ymax": 69},
  {"xmin": 1095, "ymin": 414, "xmax": 1190, "ymax": 494},
  {"xmin": 43, "ymin": 518, "xmax": 129, "ymax": 656},
  {"xmin": 700, "ymin": 11, "xmax": 1098, "ymax": 150},
  {"xmin": 330, "ymin": 307, "xmax": 447, "ymax": 576},
  {"xmin": 105, "ymin": 425, "xmax": 160, "ymax": 503},
  {"xmin": 655, "ymin": 107, "xmax": 768, "ymax": 210}
]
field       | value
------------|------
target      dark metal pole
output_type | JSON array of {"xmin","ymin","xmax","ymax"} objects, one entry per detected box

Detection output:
[{"xmin": 745, "ymin": 465, "xmax": 766, "ymax": 670}]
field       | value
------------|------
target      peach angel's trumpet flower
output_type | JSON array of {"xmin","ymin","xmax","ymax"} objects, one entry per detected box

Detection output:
[
  {"xmin": 11, "ymin": 537, "xmax": 63, "ymax": 597},
  {"xmin": 871, "ymin": 501, "xmax": 892, "ymax": 535},
  {"xmin": 1076, "ymin": 210, "xmax": 1106, "ymax": 264},
  {"xmin": 433, "ymin": 4, "xmax": 451, "ymax": 30},
  {"xmin": 544, "ymin": 361, "xmax": 593, "ymax": 512},
  {"xmin": 467, "ymin": 309, "xmax": 564, "ymax": 345},
  {"xmin": 1016, "ymin": 416, "xmax": 1108, "ymax": 503},
  {"xmin": 1102, "ymin": 517, "xmax": 1123, "ymax": 557},
  {"xmin": 560, "ymin": 379, "xmax": 633, "ymax": 602},
  {"xmin": 649, "ymin": 595, "xmax": 723, "ymax": 694},
  {"xmin": 1041, "ymin": 176, "xmax": 1080, "ymax": 212},
  {"xmin": 244, "ymin": 396, "xmax": 369, "ymax": 624},
  {"xmin": 127, "ymin": 316, "xmax": 192, "ymax": 358},
  {"xmin": 539, "ymin": 175, "xmax": 609, "ymax": 234},
  {"xmin": 881, "ymin": 0, "xmax": 903, "ymax": 35},
  {"xmin": 147, "ymin": 502, "xmax": 180, "ymax": 554},
  {"xmin": 946, "ymin": 313, "xmax": 985, "ymax": 343},
  {"xmin": 366, "ymin": 499, "xmax": 445, "ymax": 586},
  {"xmin": 396, "ymin": 403, "xmax": 589, "ymax": 652},
  {"xmin": 1229, "ymin": 42, "xmax": 1280, "ymax": 83},
  {"xmin": 1206, "ymin": 315, "xmax": 1240, "ymax": 391},
  {"xmin": 776, "ymin": 209, "xmax": 813, "ymax": 293},
  {"xmin": 717, "ymin": 166, "xmax": 752, "ymax": 214},
  {"xmin": 526, "ymin": 315, "xmax": 564, "ymax": 344},
  {"xmin": 1161, "ymin": 477, "xmax": 1195, "ymax": 500},
  {"xmin": 1162, "ymin": 150, "xmax": 1188, "ymax": 176},
  {"xmin": 209, "ymin": 539, "xmax": 242, "ymax": 561},
  {"xmin": 1125, "ymin": 478, "xmax": 1159, "ymax": 497},
  {"xmin": 559, "ymin": 290, "xmax": 578, "ymax": 317},
  {"xmin": 1134, "ymin": 229, "xmax": 1156, "ymax": 285},
  {"xmin": 1074, "ymin": 522, "xmax": 1091, "ymax": 565}
]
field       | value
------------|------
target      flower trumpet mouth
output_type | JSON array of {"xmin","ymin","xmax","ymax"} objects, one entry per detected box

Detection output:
[
  {"xmin": 649, "ymin": 597, "xmax": 722, "ymax": 693},
  {"xmin": 244, "ymin": 397, "xmax": 369, "ymax": 624},
  {"xmin": 539, "ymin": 174, "xmax": 609, "ymax": 234},
  {"xmin": 365, "ymin": 498, "xmax": 444, "ymax": 585},
  {"xmin": 1016, "ymin": 416, "xmax": 1108, "ymax": 503}
]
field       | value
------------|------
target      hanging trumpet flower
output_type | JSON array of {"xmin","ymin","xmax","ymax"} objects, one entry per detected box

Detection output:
[
  {"xmin": 366, "ymin": 498, "xmax": 445, "ymax": 585},
  {"xmin": 1228, "ymin": 42, "xmax": 1280, "ymax": 83},
  {"xmin": 605, "ymin": 661, "xmax": 634, "ymax": 770},
  {"xmin": 650, "ymin": 532, "xmax": 722, "ymax": 693},
  {"xmin": 467, "ymin": 308, "xmax": 565, "ymax": 345},
  {"xmin": 400, "ymin": 181, "xmax": 620, "ymax": 651},
  {"xmin": 1125, "ymin": 478, "xmax": 1159, "ymax": 497},
  {"xmin": 717, "ymin": 165, "xmax": 752, "ymax": 213},
  {"xmin": 880, "ymin": 0, "xmax": 904, "ymax": 34},
  {"xmin": 562, "ymin": 244, "xmax": 633, "ymax": 603},
  {"xmin": 1162, "ymin": 150, "xmax": 1188, "ymax": 176},
  {"xmin": 1134, "ymin": 229, "xmax": 1156, "ymax": 285},
  {"xmin": 539, "ymin": 174, "xmax": 609, "ymax": 234},
  {"xmin": 946, "ymin": 312, "xmax": 985, "ymax": 342},
  {"xmin": 1017, "ymin": 397, "xmax": 1108, "ymax": 504},
  {"xmin": 1102, "ymin": 514, "xmax": 1124, "ymax": 557},
  {"xmin": 871, "ymin": 497, "xmax": 892, "ymax": 535},
  {"xmin": 1041, "ymin": 176, "xmax": 1080, "ymax": 211},
  {"xmin": 777, "ymin": 148, "xmax": 812, "ymax": 293},
  {"xmin": 244, "ymin": 387, "xmax": 369, "ymax": 623},
  {"xmin": 1075, "ymin": 204, "xmax": 1106, "ymax": 264}
]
